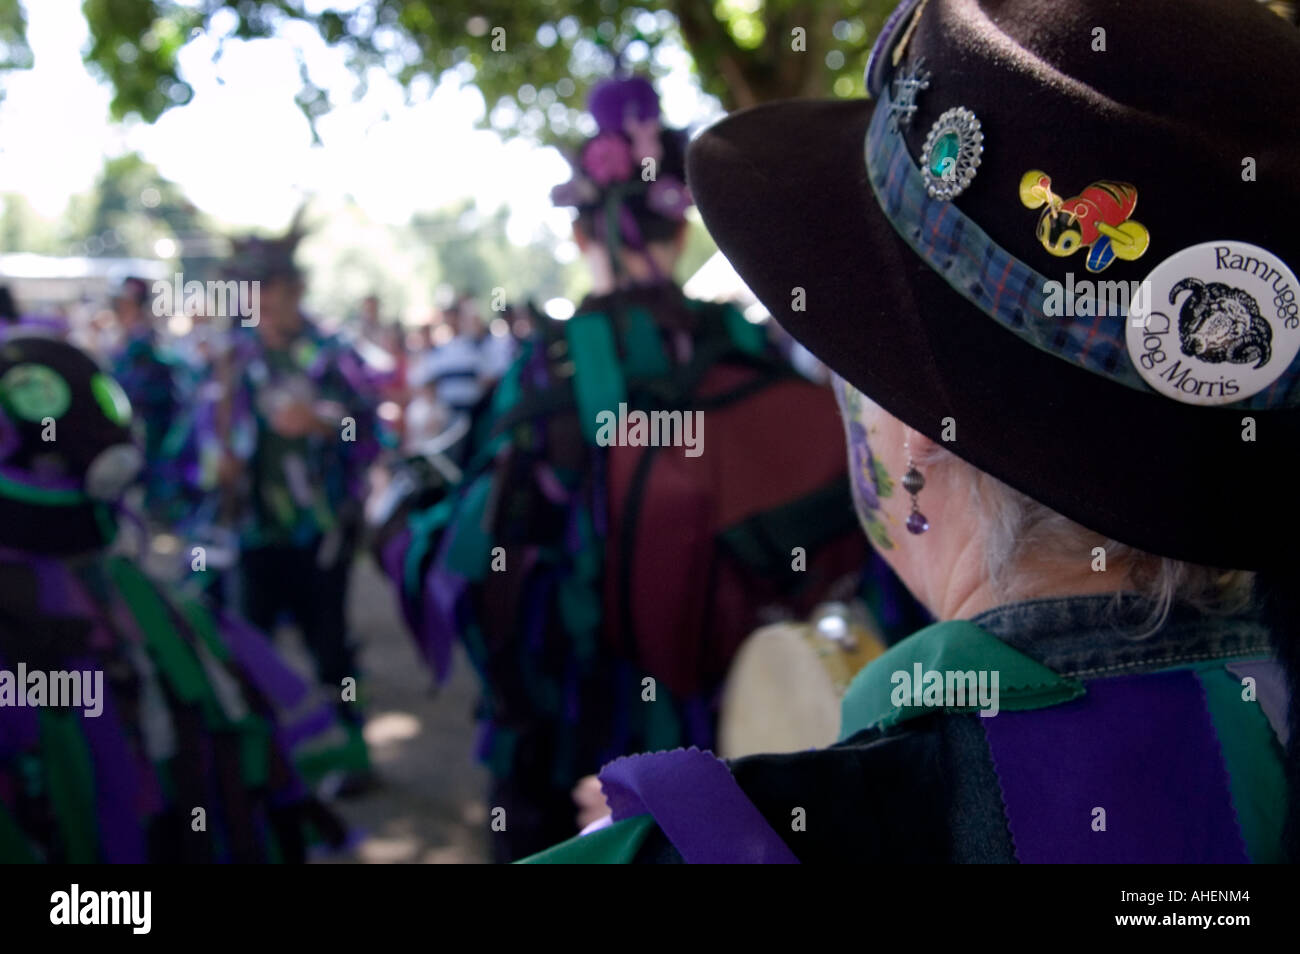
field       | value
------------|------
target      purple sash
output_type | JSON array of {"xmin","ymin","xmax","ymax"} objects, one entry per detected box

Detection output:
[{"xmin": 599, "ymin": 748, "xmax": 800, "ymax": 864}]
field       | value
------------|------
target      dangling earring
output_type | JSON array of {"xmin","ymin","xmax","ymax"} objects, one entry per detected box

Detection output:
[{"xmin": 902, "ymin": 434, "xmax": 929, "ymax": 535}]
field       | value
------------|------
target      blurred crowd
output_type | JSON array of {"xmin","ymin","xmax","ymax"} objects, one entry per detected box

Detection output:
[{"xmin": 0, "ymin": 173, "xmax": 889, "ymax": 862}]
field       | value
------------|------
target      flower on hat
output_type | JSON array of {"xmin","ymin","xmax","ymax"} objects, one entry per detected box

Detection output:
[
  {"xmin": 582, "ymin": 134, "xmax": 635, "ymax": 186},
  {"xmin": 550, "ymin": 75, "xmax": 692, "ymax": 225},
  {"xmin": 624, "ymin": 116, "xmax": 663, "ymax": 166}
]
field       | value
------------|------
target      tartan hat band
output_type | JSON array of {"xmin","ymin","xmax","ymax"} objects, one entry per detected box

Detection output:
[{"xmin": 864, "ymin": 84, "xmax": 1300, "ymax": 411}]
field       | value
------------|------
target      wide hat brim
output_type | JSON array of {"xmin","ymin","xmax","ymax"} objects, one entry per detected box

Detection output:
[{"xmin": 687, "ymin": 1, "xmax": 1300, "ymax": 571}]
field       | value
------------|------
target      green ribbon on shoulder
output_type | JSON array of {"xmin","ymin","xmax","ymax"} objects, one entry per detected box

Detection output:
[
  {"xmin": 839, "ymin": 619, "xmax": 1085, "ymax": 740},
  {"xmin": 518, "ymin": 814, "xmax": 657, "ymax": 865}
]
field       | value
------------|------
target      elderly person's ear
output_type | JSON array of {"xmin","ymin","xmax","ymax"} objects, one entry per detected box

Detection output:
[{"xmin": 903, "ymin": 426, "xmax": 941, "ymax": 463}]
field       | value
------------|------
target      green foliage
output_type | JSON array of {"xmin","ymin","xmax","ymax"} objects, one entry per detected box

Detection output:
[
  {"xmin": 0, "ymin": 0, "xmax": 33, "ymax": 104},
  {"xmin": 0, "ymin": 0, "xmax": 31, "ymax": 68},
  {"xmin": 60, "ymin": 0, "xmax": 894, "ymax": 141},
  {"xmin": 84, "ymin": 153, "xmax": 203, "ymax": 257},
  {"xmin": 0, "ymin": 152, "xmax": 206, "ymax": 266},
  {"xmin": 410, "ymin": 200, "xmax": 581, "ymax": 305},
  {"xmin": 0, "ymin": 194, "xmax": 57, "ymax": 254},
  {"xmin": 81, "ymin": 0, "xmax": 202, "ymax": 121},
  {"xmin": 282, "ymin": 197, "xmax": 584, "ymax": 323},
  {"xmin": 679, "ymin": 0, "xmax": 893, "ymax": 106}
]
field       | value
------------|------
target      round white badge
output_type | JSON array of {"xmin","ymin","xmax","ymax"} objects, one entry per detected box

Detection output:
[{"xmin": 1126, "ymin": 240, "xmax": 1300, "ymax": 405}]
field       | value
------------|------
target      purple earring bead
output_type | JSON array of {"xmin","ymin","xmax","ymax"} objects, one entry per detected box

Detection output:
[{"xmin": 902, "ymin": 465, "xmax": 928, "ymax": 534}]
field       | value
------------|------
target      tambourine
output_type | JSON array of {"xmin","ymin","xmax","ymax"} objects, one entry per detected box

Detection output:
[{"xmin": 718, "ymin": 602, "xmax": 887, "ymax": 759}]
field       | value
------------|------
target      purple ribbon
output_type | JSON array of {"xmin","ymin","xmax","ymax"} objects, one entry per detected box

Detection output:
[
  {"xmin": 0, "ymin": 663, "xmax": 39, "ymax": 759},
  {"xmin": 420, "ymin": 529, "xmax": 466, "ymax": 685},
  {"xmin": 74, "ymin": 660, "xmax": 149, "ymax": 864},
  {"xmin": 0, "ymin": 462, "xmax": 83, "ymax": 494},
  {"xmin": 533, "ymin": 462, "xmax": 570, "ymax": 505},
  {"xmin": 215, "ymin": 609, "xmax": 341, "ymax": 753},
  {"xmin": 278, "ymin": 705, "xmax": 338, "ymax": 751},
  {"xmin": 379, "ymin": 528, "xmax": 420, "ymax": 636},
  {"xmin": 27, "ymin": 554, "xmax": 95, "ymax": 618},
  {"xmin": 599, "ymin": 748, "xmax": 800, "ymax": 864},
  {"xmin": 215, "ymin": 610, "xmax": 310, "ymax": 708}
]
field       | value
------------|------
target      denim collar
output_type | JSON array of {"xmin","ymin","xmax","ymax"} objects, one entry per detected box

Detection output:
[{"xmin": 968, "ymin": 592, "xmax": 1273, "ymax": 680}]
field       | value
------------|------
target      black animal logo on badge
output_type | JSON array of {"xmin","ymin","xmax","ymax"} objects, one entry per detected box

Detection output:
[{"xmin": 1171, "ymin": 278, "xmax": 1272, "ymax": 369}]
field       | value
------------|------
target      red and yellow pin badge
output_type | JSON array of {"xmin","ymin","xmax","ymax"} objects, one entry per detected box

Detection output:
[{"xmin": 1019, "ymin": 170, "xmax": 1150, "ymax": 273}]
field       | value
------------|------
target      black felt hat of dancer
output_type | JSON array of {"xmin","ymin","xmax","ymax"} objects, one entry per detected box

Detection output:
[
  {"xmin": 0, "ymin": 331, "xmax": 140, "ymax": 554},
  {"xmin": 687, "ymin": 0, "xmax": 1300, "ymax": 570}
]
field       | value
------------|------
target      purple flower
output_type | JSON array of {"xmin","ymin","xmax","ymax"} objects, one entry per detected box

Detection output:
[
  {"xmin": 848, "ymin": 421, "xmax": 880, "ymax": 510},
  {"xmin": 588, "ymin": 76, "xmax": 660, "ymax": 135},
  {"xmin": 582, "ymin": 134, "xmax": 634, "ymax": 186}
]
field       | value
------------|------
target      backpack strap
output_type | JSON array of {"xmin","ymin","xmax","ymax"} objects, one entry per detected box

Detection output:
[
  {"xmin": 598, "ymin": 747, "xmax": 800, "ymax": 864},
  {"xmin": 620, "ymin": 305, "xmax": 672, "ymax": 379},
  {"xmin": 718, "ymin": 476, "xmax": 858, "ymax": 578}
]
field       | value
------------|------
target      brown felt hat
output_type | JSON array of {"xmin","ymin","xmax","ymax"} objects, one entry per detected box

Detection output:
[{"xmin": 687, "ymin": 0, "xmax": 1300, "ymax": 570}]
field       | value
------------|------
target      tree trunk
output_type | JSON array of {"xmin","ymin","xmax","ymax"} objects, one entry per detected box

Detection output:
[{"xmin": 671, "ymin": 1, "xmax": 840, "ymax": 110}]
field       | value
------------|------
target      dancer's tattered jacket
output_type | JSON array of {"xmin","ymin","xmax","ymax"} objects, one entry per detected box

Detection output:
[{"xmin": 526, "ymin": 594, "xmax": 1288, "ymax": 863}]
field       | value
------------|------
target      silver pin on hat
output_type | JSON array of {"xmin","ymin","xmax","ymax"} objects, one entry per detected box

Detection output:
[
  {"xmin": 920, "ymin": 107, "xmax": 984, "ymax": 201},
  {"xmin": 887, "ymin": 57, "xmax": 931, "ymax": 133}
]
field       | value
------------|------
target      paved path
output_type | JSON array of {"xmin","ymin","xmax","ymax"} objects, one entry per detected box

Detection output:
[{"xmin": 318, "ymin": 557, "xmax": 491, "ymax": 864}]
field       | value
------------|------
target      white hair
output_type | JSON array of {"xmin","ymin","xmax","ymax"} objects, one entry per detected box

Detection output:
[
  {"xmin": 922, "ymin": 443, "xmax": 1254, "ymax": 633},
  {"xmin": 839, "ymin": 383, "xmax": 1253, "ymax": 632}
]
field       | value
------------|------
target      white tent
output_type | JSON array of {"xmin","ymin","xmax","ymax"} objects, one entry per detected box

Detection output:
[{"xmin": 0, "ymin": 254, "xmax": 170, "ymax": 314}]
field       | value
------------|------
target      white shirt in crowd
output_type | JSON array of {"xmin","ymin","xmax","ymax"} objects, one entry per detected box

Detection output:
[{"xmin": 410, "ymin": 332, "xmax": 515, "ymax": 412}]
